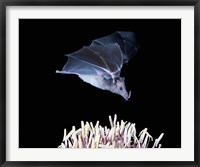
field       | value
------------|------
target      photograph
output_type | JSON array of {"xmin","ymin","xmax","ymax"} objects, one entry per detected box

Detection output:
[{"xmin": 19, "ymin": 19, "xmax": 181, "ymax": 148}]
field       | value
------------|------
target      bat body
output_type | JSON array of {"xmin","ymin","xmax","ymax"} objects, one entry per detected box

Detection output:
[{"xmin": 56, "ymin": 31, "xmax": 138, "ymax": 100}]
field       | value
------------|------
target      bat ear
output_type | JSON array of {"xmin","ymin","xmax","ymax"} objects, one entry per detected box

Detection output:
[
  {"xmin": 114, "ymin": 77, "xmax": 120, "ymax": 85},
  {"xmin": 115, "ymin": 77, "xmax": 125, "ymax": 86}
]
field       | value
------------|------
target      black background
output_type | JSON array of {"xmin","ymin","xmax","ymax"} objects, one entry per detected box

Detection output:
[{"xmin": 19, "ymin": 19, "xmax": 181, "ymax": 148}]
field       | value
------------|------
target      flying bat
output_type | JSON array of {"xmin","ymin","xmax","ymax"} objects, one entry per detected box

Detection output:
[{"xmin": 56, "ymin": 31, "xmax": 138, "ymax": 101}]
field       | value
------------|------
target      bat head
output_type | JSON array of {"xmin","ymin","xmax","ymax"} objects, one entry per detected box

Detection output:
[{"xmin": 112, "ymin": 77, "xmax": 130, "ymax": 101}]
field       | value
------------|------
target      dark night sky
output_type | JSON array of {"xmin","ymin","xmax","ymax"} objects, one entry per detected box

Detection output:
[{"xmin": 19, "ymin": 19, "xmax": 181, "ymax": 148}]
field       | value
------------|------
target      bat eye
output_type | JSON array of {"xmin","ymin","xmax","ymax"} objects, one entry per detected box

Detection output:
[{"xmin": 119, "ymin": 87, "xmax": 123, "ymax": 91}]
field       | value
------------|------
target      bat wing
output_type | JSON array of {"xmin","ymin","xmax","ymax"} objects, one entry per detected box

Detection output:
[
  {"xmin": 57, "ymin": 44, "xmax": 123, "ymax": 80},
  {"xmin": 91, "ymin": 31, "xmax": 138, "ymax": 64},
  {"xmin": 57, "ymin": 31, "xmax": 137, "ymax": 80}
]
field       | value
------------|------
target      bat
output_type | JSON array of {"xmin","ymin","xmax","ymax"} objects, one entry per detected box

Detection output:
[{"xmin": 56, "ymin": 31, "xmax": 138, "ymax": 101}]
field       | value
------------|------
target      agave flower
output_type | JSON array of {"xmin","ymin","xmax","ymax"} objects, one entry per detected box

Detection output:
[{"xmin": 58, "ymin": 114, "xmax": 164, "ymax": 148}]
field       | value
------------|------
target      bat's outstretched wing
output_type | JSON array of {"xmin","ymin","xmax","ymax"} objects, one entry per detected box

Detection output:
[
  {"xmin": 56, "ymin": 31, "xmax": 137, "ymax": 80},
  {"xmin": 91, "ymin": 31, "xmax": 138, "ymax": 64},
  {"xmin": 57, "ymin": 44, "xmax": 123, "ymax": 79}
]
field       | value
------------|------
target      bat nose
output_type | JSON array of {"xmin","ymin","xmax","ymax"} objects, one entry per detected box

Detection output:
[{"xmin": 123, "ymin": 90, "xmax": 131, "ymax": 101}]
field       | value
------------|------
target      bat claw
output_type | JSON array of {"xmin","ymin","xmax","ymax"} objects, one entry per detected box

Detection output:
[{"xmin": 56, "ymin": 70, "xmax": 64, "ymax": 74}]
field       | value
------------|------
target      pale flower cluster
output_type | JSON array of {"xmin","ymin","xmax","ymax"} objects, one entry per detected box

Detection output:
[{"xmin": 58, "ymin": 114, "xmax": 164, "ymax": 148}]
